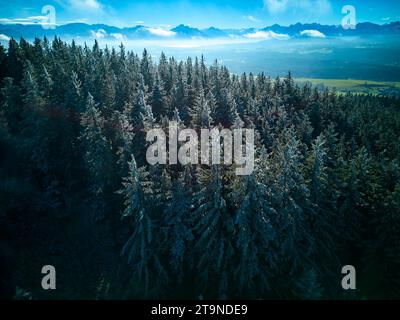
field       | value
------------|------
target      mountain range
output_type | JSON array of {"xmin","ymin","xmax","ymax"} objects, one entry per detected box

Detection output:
[{"xmin": 1, "ymin": 21, "xmax": 400, "ymax": 42}]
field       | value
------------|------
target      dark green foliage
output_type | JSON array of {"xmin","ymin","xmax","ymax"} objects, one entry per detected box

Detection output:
[
  {"xmin": 229, "ymin": 170, "xmax": 277, "ymax": 298},
  {"xmin": 1, "ymin": 37, "xmax": 400, "ymax": 300},
  {"xmin": 192, "ymin": 165, "xmax": 234, "ymax": 298},
  {"xmin": 162, "ymin": 169, "xmax": 193, "ymax": 283},
  {"xmin": 118, "ymin": 156, "xmax": 168, "ymax": 297}
]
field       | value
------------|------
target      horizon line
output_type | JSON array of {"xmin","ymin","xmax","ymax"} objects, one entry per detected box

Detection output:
[{"xmin": 1, "ymin": 20, "xmax": 400, "ymax": 30}]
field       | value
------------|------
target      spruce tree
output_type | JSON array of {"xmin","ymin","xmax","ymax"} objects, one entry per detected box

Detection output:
[
  {"xmin": 192, "ymin": 165, "xmax": 233, "ymax": 298},
  {"xmin": 150, "ymin": 74, "xmax": 167, "ymax": 120},
  {"xmin": 229, "ymin": 170, "xmax": 277, "ymax": 297},
  {"xmin": 162, "ymin": 171, "xmax": 193, "ymax": 283},
  {"xmin": 79, "ymin": 93, "xmax": 114, "ymax": 219},
  {"xmin": 119, "ymin": 156, "xmax": 168, "ymax": 297}
]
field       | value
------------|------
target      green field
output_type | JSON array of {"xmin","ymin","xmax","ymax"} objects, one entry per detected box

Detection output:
[{"xmin": 295, "ymin": 78, "xmax": 400, "ymax": 96}]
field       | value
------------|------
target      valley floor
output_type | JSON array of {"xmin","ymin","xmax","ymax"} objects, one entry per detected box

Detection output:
[{"xmin": 296, "ymin": 78, "xmax": 400, "ymax": 96}]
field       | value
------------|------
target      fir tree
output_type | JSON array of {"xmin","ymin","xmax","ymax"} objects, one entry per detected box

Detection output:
[
  {"xmin": 119, "ymin": 156, "xmax": 168, "ymax": 297},
  {"xmin": 162, "ymin": 171, "xmax": 193, "ymax": 283},
  {"xmin": 190, "ymin": 88, "xmax": 213, "ymax": 128},
  {"xmin": 229, "ymin": 170, "xmax": 277, "ymax": 297},
  {"xmin": 79, "ymin": 93, "xmax": 114, "ymax": 219},
  {"xmin": 192, "ymin": 165, "xmax": 234, "ymax": 298},
  {"xmin": 150, "ymin": 74, "xmax": 167, "ymax": 120}
]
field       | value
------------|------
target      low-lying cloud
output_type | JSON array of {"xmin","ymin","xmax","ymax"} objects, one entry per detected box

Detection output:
[
  {"xmin": 91, "ymin": 29, "xmax": 107, "ymax": 39},
  {"xmin": 244, "ymin": 30, "xmax": 289, "ymax": 40},
  {"xmin": 0, "ymin": 34, "xmax": 11, "ymax": 41},
  {"xmin": 146, "ymin": 27, "xmax": 176, "ymax": 37},
  {"xmin": 300, "ymin": 29, "xmax": 326, "ymax": 38},
  {"xmin": 91, "ymin": 29, "xmax": 127, "ymax": 40},
  {"xmin": 0, "ymin": 16, "xmax": 47, "ymax": 25}
]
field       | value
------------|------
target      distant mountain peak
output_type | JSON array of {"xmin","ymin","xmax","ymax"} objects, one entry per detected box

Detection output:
[
  {"xmin": 170, "ymin": 24, "xmax": 203, "ymax": 37},
  {"xmin": 171, "ymin": 24, "xmax": 197, "ymax": 31}
]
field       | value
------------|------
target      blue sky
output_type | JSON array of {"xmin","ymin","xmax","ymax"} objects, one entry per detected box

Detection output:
[{"xmin": 1, "ymin": 0, "xmax": 400, "ymax": 28}]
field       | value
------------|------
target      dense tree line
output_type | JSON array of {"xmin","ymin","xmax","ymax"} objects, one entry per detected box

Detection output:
[{"xmin": 0, "ymin": 37, "xmax": 399, "ymax": 299}]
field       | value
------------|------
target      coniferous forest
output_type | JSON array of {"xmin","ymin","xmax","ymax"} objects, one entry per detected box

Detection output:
[{"xmin": 0, "ymin": 37, "xmax": 400, "ymax": 300}]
